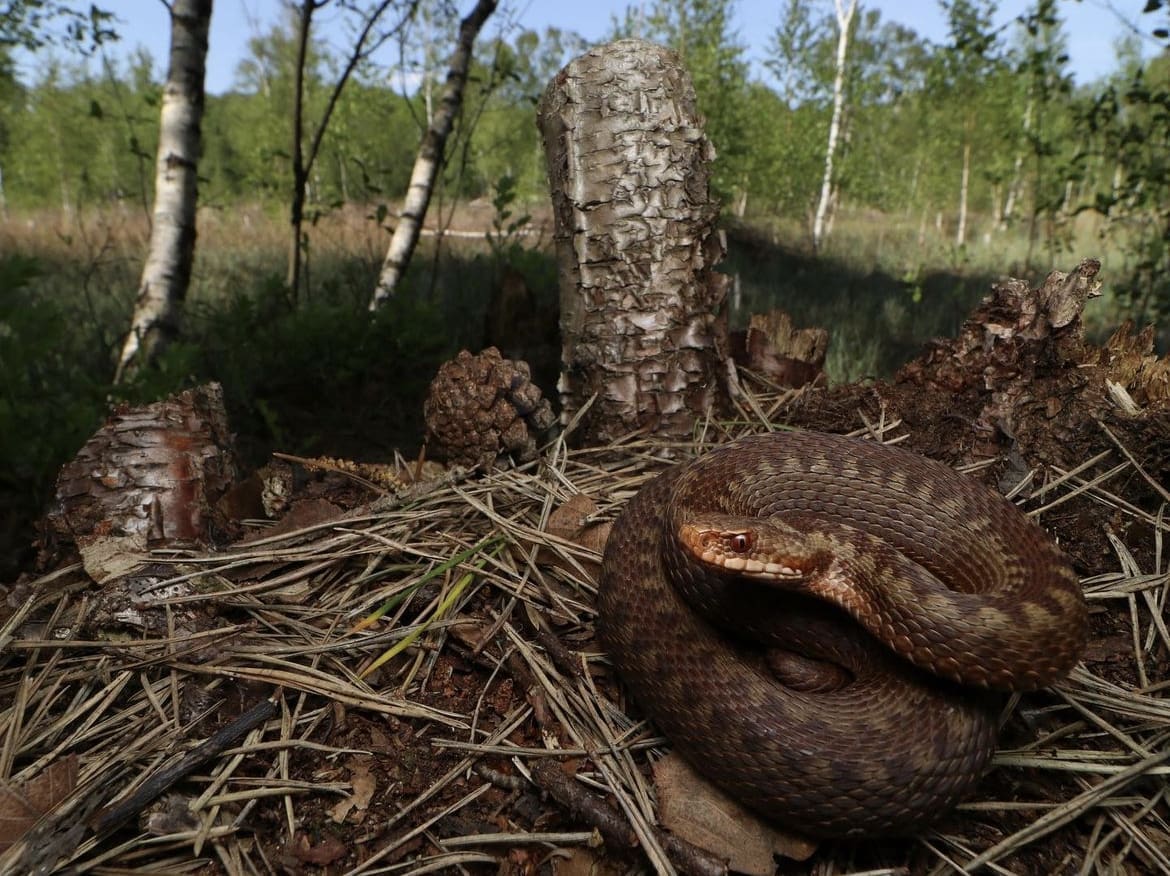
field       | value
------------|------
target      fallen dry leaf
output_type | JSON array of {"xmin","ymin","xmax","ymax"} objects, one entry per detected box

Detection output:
[
  {"xmin": 290, "ymin": 831, "xmax": 348, "ymax": 866},
  {"xmin": 263, "ymin": 497, "xmax": 344, "ymax": 538},
  {"xmin": 653, "ymin": 753, "xmax": 817, "ymax": 874},
  {"xmin": 348, "ymin": 760, "xmax": 377, "ymax": 813},
  {"xmin": 329, "ymin": 758, "xmax": 377, "ymax": 824},
  {"xmin": 0, "ymin": 755, "xmax": 79, "ymax": 854},
  {"xmin": 552, "ymin": 844, "xmax": 620, "ymax": 876},
  {"xmin": 541, "ymin": 493, "xmax": 610, "ymax": 577}
]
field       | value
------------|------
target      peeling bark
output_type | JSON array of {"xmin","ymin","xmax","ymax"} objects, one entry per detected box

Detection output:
[
  {"xmin": 114, "ymin": 0, "xmax": 211, "ymax": 383},
  {"xmin": 537, "ymin": 39, "xmax": 730, "ymax": 445},
  {"xmin": 47, "ymin": 383, "xmax": 238, "ymax": 551}
]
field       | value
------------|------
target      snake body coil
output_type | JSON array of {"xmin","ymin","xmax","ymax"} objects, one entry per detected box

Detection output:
[{"xmin": 597, "ymin": 431, "xmax": 1087, "ymax": 837}]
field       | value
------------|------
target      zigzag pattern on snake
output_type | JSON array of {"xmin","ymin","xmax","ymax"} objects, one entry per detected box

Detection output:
[{"xmin": 597, "ymin": 431, "xmax": 1088, "ymax": 838}]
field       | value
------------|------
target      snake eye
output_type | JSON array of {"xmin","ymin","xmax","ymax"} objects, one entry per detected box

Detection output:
[{"xmin": 730, "ymin": 533, "xmax": 752, "ymax": 553}]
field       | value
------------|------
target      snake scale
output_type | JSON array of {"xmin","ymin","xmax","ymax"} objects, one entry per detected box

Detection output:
[{"xmin": 597, "ymin": 431, "xmax": 1088, "ymax": 838}]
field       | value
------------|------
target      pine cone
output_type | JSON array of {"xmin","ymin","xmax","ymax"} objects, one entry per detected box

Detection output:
[{"xmin": 424, "ymin": 348, "xmax": 557, "ymax": 468}]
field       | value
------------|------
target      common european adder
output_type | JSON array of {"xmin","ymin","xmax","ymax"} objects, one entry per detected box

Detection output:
[{"xmin": 597, "ymin": 430, "xmax": 1088, "ymax": 838}]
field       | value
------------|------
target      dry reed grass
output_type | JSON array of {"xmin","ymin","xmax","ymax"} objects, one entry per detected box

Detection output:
[{"xmin": 0, "ymin": 201, "xmax": 555, "ymax": 267}]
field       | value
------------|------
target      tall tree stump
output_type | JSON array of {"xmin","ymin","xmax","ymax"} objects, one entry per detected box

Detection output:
[{"xmin": 537, "ymin": 39, "xmax": 730, "ymax": 445}]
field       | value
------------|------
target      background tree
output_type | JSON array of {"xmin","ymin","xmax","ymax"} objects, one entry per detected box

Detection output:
[
  {"xmin": 114, "ymin": 0, "xmax": 212, "ymax": 383},
  {"xmin": 1013, "ymin": 0, "xmax": 1073, "ymax": 266},
  {"xmin": 96, "ymin": 47, "xmax": 158, "ymax": 219},
  {"xmin": 763, "ymin": 0, "xmax": 838, "ymax": 222},
  {"xmin": 837, "ymin": 14, "xmax": 931, "ymax": 218},
  {"xmin": 811, "ymin": 0, "xmax": 857, "ymax": 251},
  {"xmin": 0, "ymin": 0, "xmax": 115, "ymax": 51},
  {"xmin": 0, "ymin": 49, "xmax": 22, "ymax": 215},
  {"xmin": 762, "ymin": 2, "xmax": 931, "ymax": 234},
  {"xmin": 284, "ymin": 0, "xmax": 417, "ymax": 301},
  {"xmin": 932, "ymin": 0, "xmax": 1004, "ymax": 249},
  {"xmin": 6, "ymin": 61, "xmax": 89, "ymax": 216},
  {"xmin": 468, "ymin": 26, "xmax": 588, "ymax": 199},
  {"xmin": 230, "ymin": 8, "xmax": 328, "ymax": 204},
  {"xmin": 1079, "ymin": 51, "xmax": 1170, "ymax": 323},
  {"xmin": 368, "ymin": 0, "xmax": 498, "ymax": 310}
]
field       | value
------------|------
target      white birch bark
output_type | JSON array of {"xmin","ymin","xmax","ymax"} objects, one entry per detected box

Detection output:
[
  {"xmin": 1059, "ymin": 177, "xmax": 1074, "ymax": 218},
  {"xmin": 811, "ymin": 0, "xmax": 856, "ymax": 252},
  {"xmin": 368, "ymin": 0, "xmax": 497, "ymax": 311},
  {"xmin": 537, "ymin": 40, "xmax": 729, "ymax": 443},
  {"xmin": 115, "ymin": 0, "xmax": 212, "ymax": 383},
  {"xmin": 999, "ymin": 96, "xmax": 1032, "ymax": 230},
  {"xmin": 956, "ymin": 139, "xmax": 971, "ymax": 247}
]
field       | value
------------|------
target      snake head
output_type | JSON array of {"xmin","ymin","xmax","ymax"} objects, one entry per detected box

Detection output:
[{"xmin": 678, "ymin": 516, "xmax": 812, "ymax": 582}]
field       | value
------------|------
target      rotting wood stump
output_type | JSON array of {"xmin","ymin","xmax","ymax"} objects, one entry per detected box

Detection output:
[{"xmin": 46, "ymin": 382, "xmax": 237, "ymax": 556}]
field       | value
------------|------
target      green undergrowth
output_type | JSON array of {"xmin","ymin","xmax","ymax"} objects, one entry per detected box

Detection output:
[
  {"xmin": 0, "ymin": 241, "xmax": 516, "ymax": 580},
  {"xmin": 0, "ymin": 205, "xmax": 1157, "ymax": 582},
  {"xmin": 0, "ymin": 254, "xmax": 113, "ymax": 574},
  {"xmin": 722, "ymin": 223, "xmax": 999, "ymax": 382}
]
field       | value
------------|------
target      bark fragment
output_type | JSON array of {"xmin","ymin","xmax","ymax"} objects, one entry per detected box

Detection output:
[
  {"xmin": 47, "ymin": 383, "xmax": 237, "ymax": 552},
  {"xmin": 731, "ymin": 310, "xmax": 827, "ymax": 388}
]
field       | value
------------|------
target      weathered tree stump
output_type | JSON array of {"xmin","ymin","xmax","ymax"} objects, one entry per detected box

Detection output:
[
  {"xmin": 731, "ymin": 310, "xmax": 828, "ymax": 389},
  {"xmin": 537, "ymin": 39, "xmax": 730, "ymax": 445},
  {"xmin": 47, "ymin": 383, "xmax": 237, "ymax": 552}
]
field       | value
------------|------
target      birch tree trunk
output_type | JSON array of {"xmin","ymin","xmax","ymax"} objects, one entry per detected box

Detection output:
[
  {"xmin": 114, "ymin": 0, "xmax": 212, "ymax": 384},
  {"xmin": 537, "ymin": 39, "xmax": 730, "ymax": 444},
  {"xmin": 286, "ymin": 0, "xmax": 407, "ymax": 302},
  {"xmin": 811, "ymin": 0, "xmax": 856, "ymax": 253},
  {"xmin": 285, "ymin": 0, "xmax": 314, "ymax": 300},
  {"xmin": 956, "ymin": 138, "xmax": 971, "ymax": 247},
  {"xmin": 367, "ymin": 0, "xmax": 497, "ymax": 311},
  {"xmin": 999, "ymin": 96, "xmax": 1032, "ymax": 230}
]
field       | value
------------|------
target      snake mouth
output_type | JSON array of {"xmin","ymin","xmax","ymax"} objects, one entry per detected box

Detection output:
[
  {"xmin": 678, "ymin": 522, "xmax": 809, "ymax": 580},
  {"xmin": 709, "ymin": 554, "xmax": 805, "ymax": 579}
]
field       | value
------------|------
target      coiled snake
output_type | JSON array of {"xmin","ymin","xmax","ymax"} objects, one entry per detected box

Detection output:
[{"xmin": 597, "ymin": 431, "xmax": 1087, "ymax": 838}]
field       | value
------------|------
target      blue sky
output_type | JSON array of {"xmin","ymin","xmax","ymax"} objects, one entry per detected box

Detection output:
[{"xmin": 20, "ymin": 0, "xmax": 1163, "ymax": 92}]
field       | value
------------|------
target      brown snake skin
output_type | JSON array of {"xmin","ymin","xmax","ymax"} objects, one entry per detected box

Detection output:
[{"xmin": 597, "ymin": 431, "xmax": 1088, "ymax": 838}]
